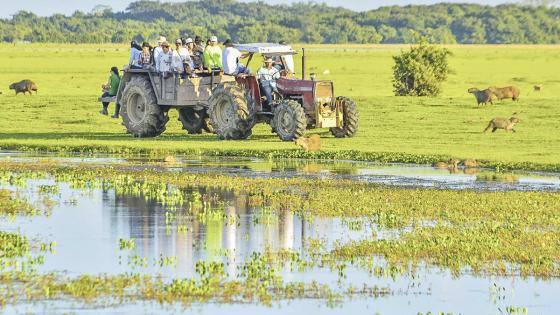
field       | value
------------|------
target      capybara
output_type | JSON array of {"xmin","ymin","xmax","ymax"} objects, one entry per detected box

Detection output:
[
  {"xmin": 462, "ymin": 159, "xmax": 479, "ymax": 168},
  {"xmin": 295, "ymin": 135, "xmax": 321, "ymax": 152},
  {"xmin": 488, "ymin": 86, "xmax": 520, "ymax": 101},
  {"xmin": 433, "ymin": 159, "xmax": 460, "ymax": 169},
  {"xmin": 9, "ymin": 80, "xmax": 38, "ymax": 95},
  {"xmin": 534, "ymin": 85, "xmax": 542, "ymax": 92},
  {"xmin": 468, "ymin": 88, "xmax": 494, "ymax": 106},
  {"xmin": 483, "ymin": 116, "xmax": 520, "ymax": 133}
]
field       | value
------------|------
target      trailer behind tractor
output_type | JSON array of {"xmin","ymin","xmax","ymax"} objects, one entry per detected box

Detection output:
[{"xmin": 113, "ymin": 43, "xmax": 358, "ymax": 141}]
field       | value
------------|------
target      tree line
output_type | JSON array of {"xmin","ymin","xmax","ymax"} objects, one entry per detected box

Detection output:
[{"xmin": 1, "ymin": 0, "xmax": 560, "ymax": 44}]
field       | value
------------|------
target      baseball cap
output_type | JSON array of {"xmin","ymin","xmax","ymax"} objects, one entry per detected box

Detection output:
[{"xmin": 210, "ymin": 36, "xmax": 218, "ymax": 42}]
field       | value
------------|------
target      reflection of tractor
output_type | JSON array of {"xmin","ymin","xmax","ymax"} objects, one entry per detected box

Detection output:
[{"xmin": 115, "ymin": 43, "xmax": 358, "ymax": 140}]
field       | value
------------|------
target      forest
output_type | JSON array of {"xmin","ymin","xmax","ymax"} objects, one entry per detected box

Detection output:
[{"xmin": 1, "ymin": 0, "xmax": 560, "ymax": 44}]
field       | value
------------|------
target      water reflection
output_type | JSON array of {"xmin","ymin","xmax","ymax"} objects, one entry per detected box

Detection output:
[
  {"xmin": 2, "ymin": 175, "xmax": 560, "ymax": 314},
  {"xmin": 92, "ymin": 187, "xmax": 367, "ymax": 278}
]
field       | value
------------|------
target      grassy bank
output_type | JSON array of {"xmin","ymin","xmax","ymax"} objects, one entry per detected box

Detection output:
[{"xmin": 0, "ymin": 44, "xmax": 559, "ymax": 171}]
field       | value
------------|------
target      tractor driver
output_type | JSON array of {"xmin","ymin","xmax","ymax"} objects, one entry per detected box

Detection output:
[{"xmin": 257, "ymin": 57, "xmax": 280, "ymax": 109}]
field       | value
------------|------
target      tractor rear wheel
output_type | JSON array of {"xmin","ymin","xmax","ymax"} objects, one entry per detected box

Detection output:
[
  {"xmin": 208, "ymin": 84, "xmax": 254, "ymax": 140},
  {"xmin": 272, "ymin": 100, "xmax": 307, "ymax": 141},
  {"xmin": 330, "ymin": 96, "xmax": 358, "ymax": 138},
  {"xmin": 121, "ymin": 76, "xmax": 168, "ymax": 138},
  {"xmin": 177, "ymin": 107, "xmax": 214, "ymax": 134}
]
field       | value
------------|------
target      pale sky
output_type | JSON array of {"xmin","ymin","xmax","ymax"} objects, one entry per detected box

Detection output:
[{"xmin": 1, "ymin": 0, "xmax": 509, "ymax": 18}]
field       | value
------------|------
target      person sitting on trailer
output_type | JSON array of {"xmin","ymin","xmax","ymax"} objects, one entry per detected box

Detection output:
[
  {"xmin": 99, "ymin": 66, "xmax": 120, "ymax": 118},
  {"xmin": 222, "ymin": 39, "xmax": 250, "ymax": 76},
  {"xmin": 156, "ymin": 41, "xmax": 183, "ymax": 78},
  {"xmin": 139, "ymin": 42, "xmax": 152, "ymax": 69},
  {"xmin": 128, "ymin": 41, "xmax": 143, "ymax": 69},
  {"xmin": 203, "ymin": 36, "xmax": 222, "ymax": 71}
]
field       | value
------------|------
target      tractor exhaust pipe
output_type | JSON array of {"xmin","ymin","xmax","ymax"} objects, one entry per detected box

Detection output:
[{"xmin": 302, "ymin": 48, "xmax": 306, "ymax": 80}]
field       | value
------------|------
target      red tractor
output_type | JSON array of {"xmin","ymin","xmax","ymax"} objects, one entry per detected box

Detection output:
[{"xmin": 115, "ymin": 43, "xmax": 358, "ymax": 141}]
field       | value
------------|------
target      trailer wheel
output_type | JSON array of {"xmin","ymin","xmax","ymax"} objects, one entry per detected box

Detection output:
[
  {"xmin": 330, "ymin": 96, "xmax": 358, "ymax": 138},
  {"xmin": 272, "ymin": 100, "xmax": 307, "ymax": 141},
  {"xmin": 121, "ymin": 76, "xmax": 168, "ymax": 138},
  {"xmin": 178, "ymin": 107, "xmax": 214, "ymax": 134},
  {"xmin": 208, "ymin": 84, "xmax": 254, "ymax": 140}
]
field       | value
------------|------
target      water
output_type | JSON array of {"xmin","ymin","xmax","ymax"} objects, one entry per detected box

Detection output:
[
  {"xmin": 1, "ymin": 153, "xmax": 560, "ymax": 314},
  {"xmin": 2, "ymin": 151, "xmax": 560, "ymax": 192}
]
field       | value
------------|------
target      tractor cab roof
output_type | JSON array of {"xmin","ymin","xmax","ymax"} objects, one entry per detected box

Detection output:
[{"xmin": 234, "ymin": 43, "xmax": 297, "ymax": 56}]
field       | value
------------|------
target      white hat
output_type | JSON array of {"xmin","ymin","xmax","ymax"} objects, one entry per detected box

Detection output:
[
  {"xmin": 175, "ymin": 38, "xmax": 182, "ymax": 44},
  {"xmin": 157, "ymin": 36, "xmax": 166, "ymax": 44},
  {"xmin": 210, "ymin": 36, "xmax": 218, "ymax": 42},
  {"xmin": 185, "ymin": 38, "xmax": 193, "ymax": 44}
]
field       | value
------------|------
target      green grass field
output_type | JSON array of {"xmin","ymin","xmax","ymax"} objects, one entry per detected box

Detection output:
[{"xmin": 0, "ymin": 44, "xmax": 559, "ymax": 170}]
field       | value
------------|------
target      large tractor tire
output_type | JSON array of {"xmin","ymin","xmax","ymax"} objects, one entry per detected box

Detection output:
[
  {"xmin": 208, "ymin": 84, "xmax": 254, "ymax": 140},
  {"xmin": 177, "ymin": 107, "xmax": 214, "ymax": 134},
  {"xmin": 330, "ymin": 96, "xmax": 358, "ymax": 138},
  {"xmin": 120, "ymin": 76, "xmax": 168, "ymax": 138},
  {"xmin": 272, "ymin": 100, "xmax": 307, "ymax": 141}
]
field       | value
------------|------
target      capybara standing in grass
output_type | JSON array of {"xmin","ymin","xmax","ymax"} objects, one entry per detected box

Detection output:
[
  {"xmin": 9, "ymin": 80, "xmax": 38, "ymax": 95},
  {"xmin": 488, "ymin": 86, "xmax": 520, "ymax": 101},
  {"xmin": 468, "ymin": 88, "xmax": 494, "ymax": 106}
]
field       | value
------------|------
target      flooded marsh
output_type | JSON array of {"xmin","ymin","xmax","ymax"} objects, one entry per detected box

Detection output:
[{"xmin": 0, "ymin": 156, "xmax": 560, "ymax": 314}]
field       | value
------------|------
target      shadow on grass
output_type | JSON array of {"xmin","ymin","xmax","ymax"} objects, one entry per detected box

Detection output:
[{"xmin": 0, "ymin": 132, "xmax": 290, "ymax": 143}]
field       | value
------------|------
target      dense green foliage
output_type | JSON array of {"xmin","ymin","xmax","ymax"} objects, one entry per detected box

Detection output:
[
  {"xmin": 2, "ymin": 1, "xmax": 560, "ymax": 44},
  {"xmin": 393, "ymin": 40, "xmax": 451, "ymax": 96}
]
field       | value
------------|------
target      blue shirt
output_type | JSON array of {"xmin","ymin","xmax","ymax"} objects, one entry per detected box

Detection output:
[{"xmin": 129, "ymin": 48, "xmax": 142, "ymax": 66}]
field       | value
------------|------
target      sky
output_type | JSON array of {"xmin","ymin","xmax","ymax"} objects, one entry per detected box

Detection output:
[{"xmin": 1, "ymin": 0, "xmax": 509, "ymax": 18}]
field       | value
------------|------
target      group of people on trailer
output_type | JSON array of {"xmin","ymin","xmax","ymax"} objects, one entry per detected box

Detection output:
[{"xmin": 100, "ymin": 35, "xmax": 295, "ymax": 118}]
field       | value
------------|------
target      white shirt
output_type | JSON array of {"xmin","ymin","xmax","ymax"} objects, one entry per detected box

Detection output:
[
  {"xmin": 222, "ymin": 47, "xmax": 242, "ymax": 75},
  {"xmin": 257, "ymin": 66, "xmax": 280, "ymax": 89},
  {"xmin": 177, "ymin": 47, "xmax": 189, "ymax": 61},
  {"xmin": 157, "ymin": 50, "xmax": 183, "ymax": 73},
  {"xmin": 153, "ymin": 46, "xmax": 163, "ymax": 65},
  {"xmin": 177, "ymin": 46, "xmax": 194, "ymax": 69}
]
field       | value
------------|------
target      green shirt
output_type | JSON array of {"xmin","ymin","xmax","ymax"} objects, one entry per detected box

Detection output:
[
  {"xmin": 108, "ymin": 72, "xmax": 120, "ymax": 96},
  {"xmin": 203, "ymin": 45, "xmax": 222, "ymax": 69}
]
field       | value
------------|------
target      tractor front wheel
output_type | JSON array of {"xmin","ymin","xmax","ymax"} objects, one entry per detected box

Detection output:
[
  {"xmin": 272, "ymin": 100, "xmax": 307, "ymax": 141},
  {"xmin": 120, "ymin": 76, "xmax": 168, "ymax": 138},
  {"xmin": 330, "ymin": 96, "xmax": 358, "ymax": 138}
]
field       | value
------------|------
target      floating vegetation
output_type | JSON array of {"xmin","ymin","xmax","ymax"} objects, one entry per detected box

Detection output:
[
  {"xmin": 118, "ymin": 239, "xmax": 136, "ymax": 251},
  {"xmin": 0, "ymin": 231, "xmax": 29, "ymax": 259},
  {"xmin": 0, "ymin": 159, "xmax": 559, "ymax": 311},
  {"xmin": 0, "ymin": 259, "xmax": 389, "ymax": 308},
  {"xmin": 0, "ymin": 189, "xmax": 41, "ymax": 217}
]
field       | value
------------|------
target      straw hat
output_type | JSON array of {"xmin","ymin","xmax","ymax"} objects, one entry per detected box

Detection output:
[{"xmin": 157, "ymin": 36, "xmax": 167, "ymax": 44}]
